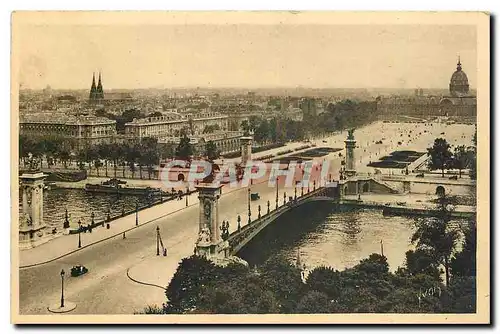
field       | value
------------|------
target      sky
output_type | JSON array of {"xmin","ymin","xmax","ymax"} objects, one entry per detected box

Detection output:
[{"xmin": 15, "ymin": 23, "xmax": 477, "ymax": 90}]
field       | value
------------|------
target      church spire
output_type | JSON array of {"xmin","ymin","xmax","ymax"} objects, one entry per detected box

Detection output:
[
  {"xmin": 96, "ymin": 72, "xmax": 104, "ymax": 99},
  {"xmin": 89, "ymin": 72, "xmax": 97, "ymax": 100}
]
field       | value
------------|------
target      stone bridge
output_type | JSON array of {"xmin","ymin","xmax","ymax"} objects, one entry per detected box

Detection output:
[
  {"xmin": 226, "ymin": 184, "xmax": 338, "ymax": 255},
  {"xmin": 193, "ymin": 181, "xmax": 338, "ymax": 263}
]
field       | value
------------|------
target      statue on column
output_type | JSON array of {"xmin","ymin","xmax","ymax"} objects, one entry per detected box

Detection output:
[{"xmin": 347, "ymin": 129, "xmax": 355, "ymax": 140}]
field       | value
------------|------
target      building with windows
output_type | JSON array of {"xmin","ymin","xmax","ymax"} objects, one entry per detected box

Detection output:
[
  {"xmin": 20, "ymin": 113, "xmax": 117, "ymax": 148},
  {"xmin": 124, "ymin": 112, "xmax": 229, "ymax": 139},
  {"xmin": 158, "ymin": 131, "xmax": 243, "ymax": 157}
]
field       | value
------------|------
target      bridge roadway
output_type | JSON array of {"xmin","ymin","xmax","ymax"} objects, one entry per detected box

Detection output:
[{"xmin": 17, "ymin": 121, "xmax": 475, "ymax": 315}]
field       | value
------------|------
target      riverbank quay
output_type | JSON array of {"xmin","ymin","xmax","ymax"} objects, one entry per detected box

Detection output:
[{"xmin": 340, "ymin": 194, "xmax": 475, "ymax": 219}]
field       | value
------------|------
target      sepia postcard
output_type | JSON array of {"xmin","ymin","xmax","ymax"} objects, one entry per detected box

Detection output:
[{"xmin": 10, "ymin": 11, "xmax": 490, "ymax": 324}]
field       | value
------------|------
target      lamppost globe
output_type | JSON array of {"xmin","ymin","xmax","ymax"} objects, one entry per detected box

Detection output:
[{"xmin": 60, "ymin": 269, "xmax": 65, "ymax": 277}]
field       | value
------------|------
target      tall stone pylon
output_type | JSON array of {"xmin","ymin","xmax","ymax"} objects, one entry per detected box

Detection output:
[
  {"xmin": 19, "ymin": 172, "xmax": 49, "ymax": 249},
  {"xmin": 344, "ymin": 129, "xmax": 357, "ymax": 177},
  {"xmin": 195, "ymin": 183, "xmax": 225, "ymax": 258},
  {"xmin": 240, "ymin": 136, "xmax": 253, "ymax": 166}
]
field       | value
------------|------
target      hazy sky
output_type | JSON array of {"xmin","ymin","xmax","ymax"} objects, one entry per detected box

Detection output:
[{"xmin": 16, "ymin": 24, "xmax": 477, "ymax": 90}]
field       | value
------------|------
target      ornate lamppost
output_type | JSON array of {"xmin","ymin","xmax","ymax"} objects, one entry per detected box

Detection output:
[
  {"xmin": 267, "ymin": 200, "xmax": 270, "ymax": 214},
  {"xmin": 156, "ymin": 226, "xmax": 160, "ymax": 256},
  {"xmin": 186, "ymin": 187, "xmax": 189, "ymax": 207},
  {"xmin": 63, "ymin": 209, "xmax": 70, "ymax": 229},
  {"xmin": 135, "ymin": 201, "xmax": 139, "ymax": 226},
  {"xmin": 60, "ymin": 269, "xmax": 65, "ymax": 308},
  {"xmin": 77, "ymin": 220, "xmax": 82, "ymax": 248},
  {"xmin": 247, "ymin": 187, "xmax": 251, "ymax": 224},
  {"xmin": 313, "ymin": 180, "xmax": 316, "ymax": 191},
  {"xmin": 91, "ymin": 212, "xmax": 95, "ymax": 226},
  {"xmin": 275, "ymin": 176, "xmax": 279, "ymax": 209},
  {"xmin": 106, "ymin": 208, "xmax": 110, "ymax": 226},
  {"xmin": 283, "ymin": 192, "xmax": 286, "ymax": 205},
  {"xmin": 258, "ymin": 205, "xmax": 261, "ymax": 219},
  {"xmin": 294, "ymin": 186, "xmax": 297, "ymax": 200},
  {"xmin": 237, "ymin": 214, "xmax": 241, "ymax": 232}
]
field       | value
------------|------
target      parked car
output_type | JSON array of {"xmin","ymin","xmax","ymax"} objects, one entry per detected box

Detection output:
[
  {"xmin": 396, "ymin": 202, "xmax": 407, "ymax": 206},
  {"xmin": 449, "ymin": 175, "xmax": 458, "ymax": 180},
  {"xmin": 416, "ymin": 173, "xmax": 424, "ymax": 178}
]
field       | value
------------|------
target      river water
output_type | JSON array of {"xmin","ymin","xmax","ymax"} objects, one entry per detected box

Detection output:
[
  {"xmin": 237, "ymin": 202, "xmax": 417, "ymax": 272},
  {"xmin": 19, "ymin": 188, "xmax": 153, "ymax": 233}
]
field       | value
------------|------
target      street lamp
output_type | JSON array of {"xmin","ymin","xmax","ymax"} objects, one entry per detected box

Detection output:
[
  {"xmin": 186, "ymin": 187, "xmax": 189, "ymax": 207},
  {"xmin": 135, "ymin": 201, "xmax": 139, "ymax": 226},
  {"xmin": 275, "ymin": 176, "xmax": 279, "ymax": 209},
  {"xmin": 77, "ymin": 220, "xmax": 82, "ymax": 248},
  {"xmin": 247, "ymin": 187, "xmax": 251, "ymax": 224},
  {"xmin": 63, "ymin": 209, "xmax": 70, "ymax": 229},
  {"xmin": 60, "ymin": 269, "xmax": 65, "ymax": 308},
  {"xmin": 156, "ymin": 226, "xmax": 160, "ymax": 256}
]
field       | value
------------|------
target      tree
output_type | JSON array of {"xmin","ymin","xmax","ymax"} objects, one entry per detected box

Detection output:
[
  {"xmin": 175, "ymin": 134, "xmax": 193, "ymax": 160},
  {"xmin": 445, "ymin": 276, "xmax": 476, "ymax": 313},
  {"xmin": 260, "ymin": 255, "xmax": 304, "ymax": 313},
  {"xmin": 254, "ymin": 119, "xmax": 270, "ymax": 144},
  {"xmin": 97, "ymin": 143, "xmax": 111, "ymax": 177},
  {"xmin": 427, "ymin": 138, "xmax": 453, "ymax": 177},
  {"xmin": 450, "ymin": 220, "xmax": 476, "ymax": 278},
  {"xmin": 140, "ymin": 137, "xmax": 159, "ymax": 180},
  {"xmin": 296, "ymin": 291, "xmax": 334, "ymax": 313},
  {"xmin": 411, "ymin": 196, "xmax": 460, "ymax": 286},
  {"xmin": 400, "ymin": 249, "xmax": 441, "ymax": 280},
  {"xmin": 202, "ymin": 124, "xmax": 220, "ymax": 134},
  {"xmin": 205, "ymin": 141, "xmax": 219, "ymax": 161},
  {"xmin": 452, "ymin": 145, "xmax": 470, "ymax": 178},
  {"xmin": 305, "ymin": 266, "xmax": 341, "ymax": 300},
  {"xmin": 165, "ymin": 255, "xmax": 222, "ymax": 313},
  {"xmin": 148, "ymin": 111, "xmax": 163, "ymax": 118}
]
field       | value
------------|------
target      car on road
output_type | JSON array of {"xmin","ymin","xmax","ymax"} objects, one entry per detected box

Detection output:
[
  {"xmin": 396, "ymin": 202, "xmax": 406, "ymax": 206},
  {"xmin": 416, "ymin": 173, "xmax": 424, "ymax": 178},
  {"xmin": 250, "ymin": 193, "xmax": 260, "ymax": 201},
  {"xmin": 449, "ymin": 175, "xmax": 458, "ymax": 180},
  {"xmin": 71, "ymin": 265, "xmax": 88, "ymax": 277}
]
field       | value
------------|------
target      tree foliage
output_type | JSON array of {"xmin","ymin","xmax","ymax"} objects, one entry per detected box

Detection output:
[{"xmin": 427, "ymin": 138, "xmax": 453, "ymax": 177}]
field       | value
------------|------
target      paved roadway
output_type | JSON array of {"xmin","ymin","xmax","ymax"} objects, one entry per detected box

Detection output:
[{"xmin": 18, "ymin": 121, "xmax": 475, "ymax": 315}]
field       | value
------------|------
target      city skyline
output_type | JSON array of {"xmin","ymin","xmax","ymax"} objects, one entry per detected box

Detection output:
[{"xmin": 16, "ymin": 23, "xmax": 476, "ymax": 90}]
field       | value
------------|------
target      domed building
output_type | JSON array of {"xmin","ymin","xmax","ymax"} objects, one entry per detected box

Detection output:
[
  {"xmin": 377, "ymin": 56, "xmax": 477, "ymax": 123},
  {"xmin": 449, "ymin": 57, "xmax": 470, "ymax": 97}
]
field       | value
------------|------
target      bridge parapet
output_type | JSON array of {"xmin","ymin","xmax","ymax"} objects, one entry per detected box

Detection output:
[{"xmin": 224, "ymin": 184, "xmax": 337, "ymax": 255}]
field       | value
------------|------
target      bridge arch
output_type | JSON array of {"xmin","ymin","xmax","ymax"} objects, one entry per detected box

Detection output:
[{"xmin": 435, "ymin": 185, "xmax": 445, "ymax": 197}]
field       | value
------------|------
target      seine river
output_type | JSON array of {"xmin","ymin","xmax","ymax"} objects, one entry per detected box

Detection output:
[
  {"xmin": 238, "ymin": 202, "xmax": 417, "ymax": 272},
  {"xmin": 19, "ymin": 188, "xmax": 153, "ymax": 233}
]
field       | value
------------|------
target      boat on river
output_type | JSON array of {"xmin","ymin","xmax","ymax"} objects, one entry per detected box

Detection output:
[{"xmin": 84, "ymin": 178, "xmax": 161, "ymax": 196}]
